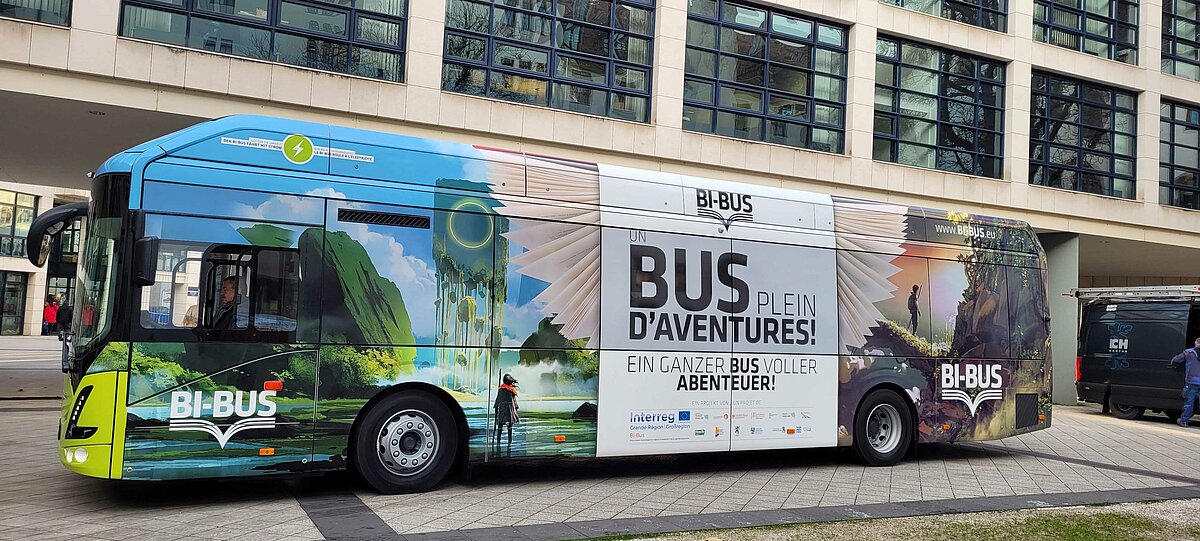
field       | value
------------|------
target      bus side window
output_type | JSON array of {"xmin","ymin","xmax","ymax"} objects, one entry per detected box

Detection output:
[
  {"xmin": 252, "ymin": 250, "xmax": 299, "ymax": 332},
  {"xmin": 138, "ymin": 240, "xmax": 205, "ymax": 330},
  {"xmin": 199, "ymin": 247, "xmax": 298, "ymax": 340}
]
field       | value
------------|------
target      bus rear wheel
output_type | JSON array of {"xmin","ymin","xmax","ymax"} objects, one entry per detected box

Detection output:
[
  {"xmin": 851, "ymin": 389, "xmax": 913, "ymax": 466},
  {"xmin": 353, "ymin": 391, "xmax": 458, "ymax": 494}
]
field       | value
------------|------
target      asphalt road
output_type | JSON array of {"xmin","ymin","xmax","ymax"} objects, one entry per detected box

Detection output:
[{"xmin": 0, "ymin": 336, "xmax": 64, "ymax": 399}]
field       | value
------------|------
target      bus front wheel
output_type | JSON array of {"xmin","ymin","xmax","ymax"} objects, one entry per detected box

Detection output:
[
  {"xmin": 353, "ymin": 391, "xmax": 459, "ymax": 494},
  {"xmin": 851, "ymin": 389, "xmax": 914, "ymax": 467}
]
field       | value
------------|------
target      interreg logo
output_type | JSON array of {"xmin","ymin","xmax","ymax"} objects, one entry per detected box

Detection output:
[
  {"xmin": 695, "ymin": 189, "xmax": 753, "ymax": 229},
  {"xmin": 168, "ymin": 390, "xmax": 278, "ymax": 448},
  {"xmin": 940, "ymin": 364, "xmax": 1004, "ymax": 416},
  {"xmin": 629, "ymin": 411, "xmax": 691, "ymax": 425}
]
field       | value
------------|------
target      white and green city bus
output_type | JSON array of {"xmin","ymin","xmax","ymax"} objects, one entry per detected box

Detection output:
[{"xmin": 31, "ymin": 115, "xmax": 1051, "ymax": 493}]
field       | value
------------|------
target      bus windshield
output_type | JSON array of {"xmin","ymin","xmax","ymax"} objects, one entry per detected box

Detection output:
[{"xmin": 74, "ymin": 174, "xmax": 128, "ymax": 356}]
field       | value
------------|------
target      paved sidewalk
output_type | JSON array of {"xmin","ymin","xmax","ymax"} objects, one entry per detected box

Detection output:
[
  {"xmin": 0, "ymin": 335, "xmax": 64, "ymax": 399},
  {"xmin": 3, "ymin": 403, "xmax": 1200, "ymax": 540}
]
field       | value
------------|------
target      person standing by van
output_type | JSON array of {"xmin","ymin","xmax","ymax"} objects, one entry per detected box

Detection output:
[{"xmin": 1170, "ymin": 337, "xmax": 1200, "ymax": 427}]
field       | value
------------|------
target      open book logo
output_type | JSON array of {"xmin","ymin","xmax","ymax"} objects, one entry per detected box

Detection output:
[
  {"xmin": 940, "ymin": 389, "xmax": 1004, "ymax": 416},
  {"xmin": 168, "ymin": 389, "xmax": 280, "ymax": 448},
  {"xmin": 169, "ymin": 417, "xmax": 277, "ymax": 448},
  {"xmin": 940, "ymin": 363, "xmax": 1005, "ymax": 416},
  {"xmin": 695, "ymin": 189, "xmax": 754, "ymax": 229}
]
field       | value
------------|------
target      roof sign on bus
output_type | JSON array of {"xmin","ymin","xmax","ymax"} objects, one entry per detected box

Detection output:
[
  {"xmin": 219, "ymin": 135, "xmax": 375, "ymax": 164},
  {"xmin": 694, "ymin": 189, "xmax": 754, "ymax": 229}
]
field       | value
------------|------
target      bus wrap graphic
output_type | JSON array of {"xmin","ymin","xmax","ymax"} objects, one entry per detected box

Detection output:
[{"xmin": 53, "ymin": 116, "xmax": 1051, "ymax": 487}]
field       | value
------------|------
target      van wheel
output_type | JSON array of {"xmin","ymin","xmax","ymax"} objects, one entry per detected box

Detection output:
[
  {"xmin": 852, "ymin": 389, "xmax": 913, "ymax": 466},
  {"xmin": 1108, "ymin": 397, "xmax": 1144, "ymax": 420},
  {"xmin": 352, "ymin": 391, "xmax": 458, "ymax": 494}
]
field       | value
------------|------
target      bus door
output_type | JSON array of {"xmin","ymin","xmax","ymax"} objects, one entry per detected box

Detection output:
[{"xmin": 123, "ymin": 212, "xmax": 320, "ymax": 480}]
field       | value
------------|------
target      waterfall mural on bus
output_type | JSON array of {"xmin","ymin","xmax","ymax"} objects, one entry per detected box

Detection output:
[
  {"xmin": 310, "ymin": 146, "xmax": 603, "ymax": 461},
  {"xmin": 834, "ymin": 199, "xmax": 1051, "ymax": 446}
]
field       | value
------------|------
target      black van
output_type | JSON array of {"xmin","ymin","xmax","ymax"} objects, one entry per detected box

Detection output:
[{"xmin": 1076, "ymin": 301, "xmax": 1200, "ymax": 420}]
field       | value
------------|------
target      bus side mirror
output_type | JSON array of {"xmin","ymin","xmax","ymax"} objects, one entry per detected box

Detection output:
[
  {"xmin": 26, "ymin": 202, "xmax": 87, "ymax": 267},
  {"xmin": 133, "ymin": 237, "xmax": 160, "ymax": 286}
]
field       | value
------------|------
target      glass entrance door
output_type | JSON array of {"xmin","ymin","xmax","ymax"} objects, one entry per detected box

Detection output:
[{"xmin": 1, "ymin": 272, "xmax": 26, "ymax": 335}]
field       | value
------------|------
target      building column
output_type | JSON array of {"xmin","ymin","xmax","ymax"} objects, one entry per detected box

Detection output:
[
  {"xmin": 1039, "ymin": 232, "xmax": 1080, "ymax": 405},
  {"xmin": 25, "ymin": 271, "xmax": 46, "ymax": 336}
]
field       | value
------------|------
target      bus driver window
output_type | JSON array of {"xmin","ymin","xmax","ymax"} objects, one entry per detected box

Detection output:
[{"xmin": 197, "ymin": 247, "xmax": 299, "ymax": 340}]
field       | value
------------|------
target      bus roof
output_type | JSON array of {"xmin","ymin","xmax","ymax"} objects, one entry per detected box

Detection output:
[{"xmin": 96, "ymin": 114, "xmax": 1038, "ymax": 253}]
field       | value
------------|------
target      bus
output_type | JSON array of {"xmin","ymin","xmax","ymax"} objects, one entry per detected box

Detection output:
[{"xmin": 32, "ymin": 115, "xmax": 1052, "ymax": 494}]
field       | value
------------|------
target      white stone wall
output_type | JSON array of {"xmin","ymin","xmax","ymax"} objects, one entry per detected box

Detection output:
[{"xmin": 1, "ymin": 0, "xmax": 1200, "ymax": 252}]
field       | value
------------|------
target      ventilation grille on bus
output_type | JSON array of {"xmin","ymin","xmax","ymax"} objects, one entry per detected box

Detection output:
[
  {"xmin": 338, "ymin": 208, "xmax": 430, "ymax": 229},
  {"xmin": 1015, "ymin": 393, "xmax": 1039, "ymax": 429}
]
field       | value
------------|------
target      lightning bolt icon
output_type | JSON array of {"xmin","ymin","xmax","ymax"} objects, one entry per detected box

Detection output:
[{"xmin": 292, "ymin": 141, "xmax": 305, "ymax": 155}]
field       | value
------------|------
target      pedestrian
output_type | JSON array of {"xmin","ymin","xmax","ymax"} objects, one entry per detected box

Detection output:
[
  {"xmin": 56, "ymin": 301, "xmax": 73, "ymax": 338},
  {"xmin": 493, "ymin": 373, "xmax": 520, "ymax": 455},
  {"xmin": 1170, "ymin": 337, "xmax": 1200, "ymax": 427},
  {"xmin": 42, "ymin": 299, "xmax": 57, "ymax": 335},
  {"xmin": 907, "ymin": 284, "xmax": 921, "ymax": 334}
]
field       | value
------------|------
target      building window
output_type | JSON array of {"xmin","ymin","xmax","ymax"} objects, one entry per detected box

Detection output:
[
  {"xmin": 1030, "ymin": 71, "xmax": 1137, "ymax": 198},
  {"xmin": 881, "ymin": 0, "xmax": 1006, "ymax": 32},
  {"xmin": 0, "ymin": 191, "xmax": 37, "ymax": 260},
  {"xmin": 873, "ymin": 38, "xmax": 1005, "ymax": 178},
  {"xmin": 0, "ymin": 0, "xmax": 71, "ymax": 26},
  {"xmin": 1034, "ymin": 0, "xmax": 1138, "ymax": 64},
  {"xmin": 682, "ymin": 0, "xmax": 847, "ymax": 152},
  {"xmin": 442, "ymin": 0, "xmax": 655, "ymax": 123},
  {"xmin": 1160, "ymin": 100, "xmax": 1200, "ymax": 209},
  {"xmin": 119, "ymin": 0, "xmax": 407, "ymax": 82},
  {"xmin": 1164, "ymin": 0, "xmax": 1200, "ymax": 81}
]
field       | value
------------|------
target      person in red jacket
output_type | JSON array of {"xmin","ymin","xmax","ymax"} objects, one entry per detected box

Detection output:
[{"xmin": 42, "ymin": 299, "xmax": 57, "ymax": 335}]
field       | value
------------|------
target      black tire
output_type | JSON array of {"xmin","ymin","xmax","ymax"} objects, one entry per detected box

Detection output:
[
  {"xmin": 852, "ymin": 389, "xmax": 914, "ymax": 467},
  {"xmin": 352, "ymin": 391, "xmax": 458, "ymax": 494},
  {"xmin": 1108, "ymin": 396, "xmax": 1144, "ymax": 420}
]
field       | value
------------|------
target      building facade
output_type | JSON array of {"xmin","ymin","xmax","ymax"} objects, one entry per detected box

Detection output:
[
  {"xmin": 3, "ymin": 0, "xmax": 1200, "ymax": 400},
  {"xmin": 0, "ymin": 179, "xmax": 87, "ymax": 336}
]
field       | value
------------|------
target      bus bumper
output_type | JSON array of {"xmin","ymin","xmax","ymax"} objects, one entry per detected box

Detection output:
[
  {"xmin": 58, "ymin": 370, "xmax": 127, "ymax": 480},
  {"xmin": 61, "ymin": 444, "xmax": 116, "ymax": 479}
]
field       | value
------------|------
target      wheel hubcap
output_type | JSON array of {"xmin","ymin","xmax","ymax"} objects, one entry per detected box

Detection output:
[
  {"xmin": 866, "ymin": 403, "xmax": 902, "ymax": 454},
  {"xmin": 377, "ymin": 409, "xmax": 438, "ymax": 477}
]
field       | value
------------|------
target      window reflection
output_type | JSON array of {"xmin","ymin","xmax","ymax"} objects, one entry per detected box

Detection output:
[
  {"xmin": 1, "ymin": 0, "xmax": 71, "ymax": 26},
  {"xmin": 685, "ymin": 0, "xmax": 847, "ymax": 151},
  {"xmin": 0, "ymin": 189, "xmax": 36, "ymax": 259},
  {"xmin": 874, "ymin": 37, "xmax": 1006, "ymax": 177},
  {"xmin": 119, "ymin": 1, "xmax": 407, "ymax": 82},
  {"xmin": 882, "ymin": 0, "xmax": 1007, "ymax": 31},
  {"xmin": 442, "ymin": 0, "xmax": 655, "ymax": 122},
  {"xmin": 1035, "ymin": 0, "xmax": 1137, "ymax": 64},
  {"xmin": 1031, "ymin": 72, "xmax": 1137, "ymax": 197},
  {"xmin": 1162, "ymin": 100, "xmax": 1200, "ymax": 209}
]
